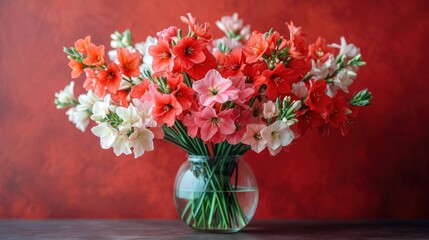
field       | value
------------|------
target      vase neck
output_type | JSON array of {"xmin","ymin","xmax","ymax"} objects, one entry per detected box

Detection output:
[{"xmin": 187, "ymin": 155, "xmax": 242, "ymax": 163}]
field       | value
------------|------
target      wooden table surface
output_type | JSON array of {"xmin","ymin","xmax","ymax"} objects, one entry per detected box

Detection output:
[{"xmin": 0, "ymin": 219, "xmax": 428, "ymax": 239}]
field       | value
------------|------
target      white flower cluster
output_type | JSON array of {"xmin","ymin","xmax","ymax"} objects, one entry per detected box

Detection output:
[
  {"xmin": 90, "ymin": 95, "xmax": 156, "ymax": 158},
  {"xmin": 54, "ymin": 81, "xmax": 76, "ymax": 109},
  {"xmin": 310, "ymin": 37, "xmax": 361, "ymax": 96},
  {"xmin": 67, "ymin": 91, "xmax": 99, "ymax": 132},
  {"xmin": 212, "ymin": 13, "xmax": 251, "ymax": 53},
  {"xmin": 55, "ymin": 82, "xmax": 99, "ymax": 132},
  {"xmin": 241, "ymin": 99, "xmax": 301, "ymax": 156},
  {"xmin": 216, "ymin": 13, "xmax": 251, "ymax": 40}
]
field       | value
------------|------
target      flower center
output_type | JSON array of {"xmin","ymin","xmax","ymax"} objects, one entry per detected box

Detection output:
[
  {"xmin": 271, "ymin": 131, "xmax": 280, "ymax": 139},
  {"xmin": 251, "ymin": 43, "xmax": 261, "ymax": 54},
  {"xmin": 210, "ymin": 117, "xmax": 221, "ymax": 125},
  {"xmin": 107, "ymin": 71, "xmax": 115, "ymax": 81},
  {"xmin": 163, "ymin": 104, "xmax": 172, "ymax": 112},
  {"xmin": 304, "ymin": 112, "xmax": 312, "ymax": 123},
  {"xmin": 252, "ymin": 108, "xmax": 260, "ymax": 117},
  {"xmin": 184, "ymin": 46, "xmax": 194, "ymax": 56},
  {"xmin": 231, "ymin": 63, "xmax": 240, "ymax": 71},
  {"xmin": 160, "ymin": 51, "xmax": 171, "ymax": 59},
  {"xmin": 317, "ymin": 48, "xmax": 324, "ymax": 57},
  {"xmin": 312, "ymin": 92, "xmax": 321, "ymax": 102},
  {"xmin": 253, "ymin": 133, "xmax": 262, "ymax": 140},
  {"xmin": 270, "ymin": 75, "xmax": 284, "ymax": 86},
  {"xmin": 208, "ymin": 86, "xmax": 219, "ymax": 95}
]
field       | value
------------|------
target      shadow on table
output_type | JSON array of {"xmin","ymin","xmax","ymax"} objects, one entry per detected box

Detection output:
[{"xmin": 237, "ymin": 220, "xmax": 429, "ymax": 239}]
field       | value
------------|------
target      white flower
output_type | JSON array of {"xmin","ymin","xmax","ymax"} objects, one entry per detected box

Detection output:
[
  {"xmin": 91, "ymin": 122, "xmax": 118, "ymax": 149},
  {"xmin": 112, "ymin": 134, "xmax": 132, "ymax": 156},
  {"xmin": 261, "ymin": 121, "xmax": 294, "ymax": 156},
  {"xmin": 135, "ymin": 36, "xmax": 157, "ymax": 73},
  {"xmin": 216, "ymin": 13, "xmax": 250, "ymax": 39},
  {"xmin": 291, "ymin": 82, "xmax": 309, "ymax": 99},
  {"xmin": 310, "ymin": 54, "xmax": 338, "ymax": 80},
  {"xmin": 129, "ymin": 127, "xmax": 155, "ymax": 158},
  {"xmin": 108, "ymin": 50, "xmax": 118, "ymax": 62},
  {"xmin": 55, "ymin": 81, "xmax": 76, "ymax": 109},
  {"xmin": 91, "ymin": 95, "xmax": 114, "ymax": 122},
  {"xmin": 241, "ymin": 124, "xmax": 267, "ymax": 153},
  {"xmin": 66, "ymin": 107, "xmax": 90, "ymax": 132},
  {"xmin": 326, "ymin": 67, "xmax": 358, "ymax": 97},
  {"xmin": 116, "ymin": 105, "xmax": 142, "ymax": 133},
  {"xmin": 262, "ymin": 101, "xmax": 278, "ymax": 120},
  {"xmin": 76, "ymin": 90, "xmax": 99, "ymax": 112},
  {"xmin": 110, "ymin": 30, "xmax": 132, "ymax": 49},
  {"xmin": 329, "ymin": 37, "xmax": 360, "ymax": 59},
  {"xmin": 135, "ymin": 36, "xmax": 157, "ymax": 56},
  {"xmin": 240, "ymin": 25, "xmax": 251, "ymax": 40}
]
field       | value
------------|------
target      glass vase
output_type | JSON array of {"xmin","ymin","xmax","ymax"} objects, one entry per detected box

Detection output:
[{"xmin": 174, "ymin": 155, "xmax": 258, "ymax": 233}]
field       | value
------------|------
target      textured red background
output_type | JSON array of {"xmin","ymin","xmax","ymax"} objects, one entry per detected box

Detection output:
[{"xmin": 1, "ymin": 0, "xmax": 428, "ymax": 219}]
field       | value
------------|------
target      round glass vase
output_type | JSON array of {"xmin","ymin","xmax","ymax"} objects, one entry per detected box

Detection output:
[{"xmin": 174, "ymin": 155, "xmax": 258, "ymax": 233}]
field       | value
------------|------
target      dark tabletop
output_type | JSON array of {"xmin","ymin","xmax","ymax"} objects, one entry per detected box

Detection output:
[{"xmin": 0, "ymin": 219, "xmax": 428, "ymax": 239}]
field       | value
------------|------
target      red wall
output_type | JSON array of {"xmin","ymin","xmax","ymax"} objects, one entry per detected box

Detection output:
[{"xmin": 0, "ymin": 0, "xmax": 428, "ymax": 219}]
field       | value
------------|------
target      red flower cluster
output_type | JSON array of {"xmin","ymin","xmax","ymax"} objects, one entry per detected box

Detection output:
[
  {"xmin": 62, "ymin": 13, "xmax": 371, "ymax": 151},
  {"xmin": 68, "ymin": 36, "xmax": 142, "ymax": 106}
]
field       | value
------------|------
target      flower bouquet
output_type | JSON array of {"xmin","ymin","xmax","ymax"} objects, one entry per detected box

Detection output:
[{"xmin": 55, "ymin": 13, "xmax": 372, "ymax": 232}]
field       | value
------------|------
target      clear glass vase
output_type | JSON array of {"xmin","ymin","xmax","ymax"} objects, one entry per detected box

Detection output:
[{"xmin": 174, "ymin": 155, "xmax": 258, "ymax": 233}]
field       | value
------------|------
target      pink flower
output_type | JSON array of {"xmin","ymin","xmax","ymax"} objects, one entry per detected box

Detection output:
[
  {"xmin": 193, "ymin": 69, "xmax": 238, "ymax": 106},
  {"xmin": 226, "ymin": 109, "xmax": 251, "ymax": 145},
  {"xmin": 230, "ymin": 76, "xmax": 254, "ymax": 106},
  {"xmin": 241, "ymin": 124, "xmax": 267, "ymax": 153},
  {"xmin": 181, "ymin": 112, "xmax": 199, "ymax": 138},
  {"xmin": 262, "ymin": 100, "xmax": 278, "ymax": 120},
  {"xmin": 194, "ymin": 106, "xmax": 235, "ymax": 143},
  {"xmin": 156, "ymin": 26, "xmax": 178, "ymax": 43}
]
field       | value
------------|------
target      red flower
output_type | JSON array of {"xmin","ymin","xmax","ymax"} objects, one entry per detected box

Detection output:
[
  {"xmin": 221, "ymin": 48, "xmax": 246, "ymax": 77},
  {"xmin": 180, "ymin": 13, "xmax": 212, "ymax": 41},
  {"xmin": 130, "ymin": 79, "xmax": 149, "ymax": 99},
  {"xmin": 68, "ymin": 60, "xmax": 83, "ymax": 78},
  {"xmin": 184, "ymin": 49, "xmax": 217, "ymax": 80},
  {"xmin": 82, "ymin": 43, "xmax": 105, "ymax": 66},
  {"xmin": 111, "ymin": 89, "xmax": 129, "ymax": 107},
  {"xmin": 173, "ymin": 37, "xmax": 206, "ymax": 69},
  {"xmin": 243, "ymin": 31, "xmax": 268, "ymax": 64},
  {"xmin": 255, "ymin": 63, "xmax": 294, "ymax": 100},
  {"xmin": 149, "ymin": 40, "xmax": 175, "ymax": 72},
  {"xmin": 340, "ymin": 106, "xmax": 359, "ymax": 136},
  {"xmin": 117, "ymin": 48, "xmax": 142, "ymax": 77},
  {"xmin": 83, "ymin": 68, "xmax": 105, "ymax": 97},
  {"xmin": 266, "ymin": 31, "xmax": 287, "ymax": 54},
  {"xmin": 307, "ymin": 37, "xmax": 335, "ymax": 63},
  {"xmin": 97, "ymin": 62, "xmax": 122, "ymax": 94},
  {"xmin": 287, "ymin": 58, "xmax": 311, "ymax": 82},
  {"xmin": 172, "ymin": 82, "xmax": 195, "ymax": 111},
  {"xmin": 153, "ymin": 94, "xmax": 182, "ymax": 127},
  {"xmin": 242, "ymin": 62, "xmax": 267, "ymax": 86},
  {"xmin": 305, "ymin": 80, "xmax": 332, "ymax": 118},
  {"xmin": 297, "ymin": 109, "xmax": 325, "ymax": 135},
  {"xmin": 328, "ymin": 95, "xmax": 349, "ymax": 128},
  {"xmin": 74, "ymin": 35, "xmax": 91, "ymax": 54},
  {"xmin": 286, "ymin": 22, "xmax": 308, "ymax": 60}
]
